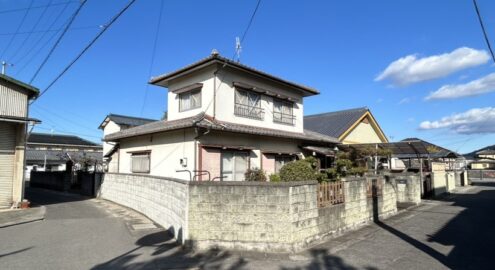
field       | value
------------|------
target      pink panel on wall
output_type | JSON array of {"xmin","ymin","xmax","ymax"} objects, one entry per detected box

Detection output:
[
  {"xmin": 201, "ymin": 147, "xmax": 221, "ymax": 181},
  {"xmin": 262, "ymin": 154, "xmax": 276, "ymax": 177}
]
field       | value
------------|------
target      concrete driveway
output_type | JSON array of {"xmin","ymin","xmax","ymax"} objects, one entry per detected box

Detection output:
[{"xmin": 1, "ymin": 182, "xmax": 495, "ymax": 269}]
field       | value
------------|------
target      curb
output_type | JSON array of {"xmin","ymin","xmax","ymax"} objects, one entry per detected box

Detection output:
[{"xmin": 0, "ymin": 206, "xmax": 46, "ymax": 228}]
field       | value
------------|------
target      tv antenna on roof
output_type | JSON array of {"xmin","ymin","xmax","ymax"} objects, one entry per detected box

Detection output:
[
  {"xmin": 1, "ymin": 61, "xmax": 13, "ymax": 75},
  {"xmin": 235, "ymin": 37, "xmax": 242, "ymax": 62}
]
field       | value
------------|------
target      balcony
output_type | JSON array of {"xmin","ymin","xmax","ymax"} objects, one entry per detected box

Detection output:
[
  {"xmin": 234, "ymin": 103, "xmax": 264, "ymax": 120},
  {"xmin": 273, "ymin": 112, "xmax": 296, "ymax": 125}
]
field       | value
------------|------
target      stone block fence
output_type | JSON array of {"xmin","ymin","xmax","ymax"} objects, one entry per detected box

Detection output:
[{"xmin": 98, "ymin": 173, "xmax": 421, "ymax": 252}]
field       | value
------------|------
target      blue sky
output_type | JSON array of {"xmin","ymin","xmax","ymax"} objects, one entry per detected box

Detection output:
[{"xmin": 1, "ymin": 0, "xmax": 494, "ymax": 153}]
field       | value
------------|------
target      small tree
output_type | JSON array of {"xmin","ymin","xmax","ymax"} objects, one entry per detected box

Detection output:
[
  {"xmin": 279, "ymin": 160, "xmax": 317, "ymax": 182},
  {"xmin": 244, "ymin": 168, "xmax": 267, "ymax": 181}
]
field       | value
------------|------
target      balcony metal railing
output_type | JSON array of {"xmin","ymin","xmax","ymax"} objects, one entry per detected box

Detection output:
[
  {"xmin": 234, "ymin": 103, "xmax": 264, "ymax": 120},
  {"xmin": 273, "ymin": 112, "xmax": 296, "ymax": 125}
]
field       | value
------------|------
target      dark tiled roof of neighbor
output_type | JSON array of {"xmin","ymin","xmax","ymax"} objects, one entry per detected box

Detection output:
[
  {"xmin": 149, "ymin": 52, "xmax": 319, "ymax": 96},
  {"xmin": 304, "ymin": 107, "xmax": 368, "ymax": 139},
  {"xmin": 27, "ymin": 149, "xmax": 102, "ymax": 164},
  {"xmin": 105, "ymin": 113, "xmax": 339, "ymax": 144},
  {"xmin": 106, "ymin": 114, "xmax": 157, "ymax": 127},
  {"xmin": 29, "ymin": 133, "xmax": 101, "ymax": 147}
]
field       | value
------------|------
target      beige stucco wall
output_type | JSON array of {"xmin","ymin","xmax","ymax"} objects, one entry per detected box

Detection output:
[
  {"xmin": 342, "ymin": 120, "xmax": 383, "ymax": 144},
  {"xmin": 102, "ymin": 120, "xmax": 121, "ymax": 156},
  {"xmin": 165, "ymin": 66, "xmax": 305, "ymax": 133},
  {"xmin": 117, "ymin": 129, "xmax": 196, "ymax": 180},
  {"xmin": 167, "ymin": 66, "xmax": 216, "ymax": 121},
  {"xmin": 215, "ymin": 68, "xmax": 304, "ymax": 133}
]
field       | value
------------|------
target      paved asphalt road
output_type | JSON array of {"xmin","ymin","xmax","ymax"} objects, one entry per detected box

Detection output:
[{"xmin": 1, "ymin": 182, "xmax": 495, "ymax": 269}]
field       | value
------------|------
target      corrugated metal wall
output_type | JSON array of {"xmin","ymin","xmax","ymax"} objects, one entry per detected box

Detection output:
[
  {"xmin": 0, "ymin": 122, "xmax": 16, "ymax": 208},
  {"xmin": 0, "ymin": 84, "xmax": 27, "ymax": 117}
]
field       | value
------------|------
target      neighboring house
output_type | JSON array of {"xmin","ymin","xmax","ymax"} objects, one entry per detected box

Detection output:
[
  {"xmin": 98, "ymin": 114, "xmax": 156, "ymax": 172},
  {"xmin": 476, "ymin": 149, "xmax": 495, "ymax": 160},
  {"xmin": 0, "ymin": 74, "xmax": 40, "ymax": 208},
  {"xmin": 304, "ymin": 107, "xmax": 388, "ymax": 144},
  {"xmin": 470, "ymin": 159, "xmax": 495, "ymax": 170},
  {"xmin": 104, "ymin": 51, "xmax": 339, "ymax": 180},
  {"xmin": 26, "ymin": 133, "xmax": 103, "ymax": 178}
]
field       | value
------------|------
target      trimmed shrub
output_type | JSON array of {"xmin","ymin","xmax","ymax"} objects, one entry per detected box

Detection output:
[
  {"xmin": 244, "ymin": 168, "xmax": 267, "ymax": 181},
  {"xmin": 348, "ymin": 166, "xmax": 367, "ymax": 176},
  {"xmin": 279, "ymin": 160, "xmax": 316, "ymax": 182},
  {"xmin": 269, "ymin": 173, "xmax": 281, "ymax": 182}
]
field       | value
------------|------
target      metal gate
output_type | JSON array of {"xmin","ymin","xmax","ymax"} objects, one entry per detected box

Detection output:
[{"xmin": 0, "ymin": 122, "xmax": 16, "ymax": 208}]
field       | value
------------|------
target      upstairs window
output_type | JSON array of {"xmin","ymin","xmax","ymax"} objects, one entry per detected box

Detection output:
[
  {"xmin": 234, "ymin": 89, "xmax": 264, "ymax": 120},
  {"xmin": 179, "ymin": 89, "xmax": 201, "ymax": 111},
  {"xmin": 131, "ymin": 152, "xmax": 150, "ymax": 173},
  {"xmin": 273, "ymin": 99, "xmax": 295, "ymax": 125}
]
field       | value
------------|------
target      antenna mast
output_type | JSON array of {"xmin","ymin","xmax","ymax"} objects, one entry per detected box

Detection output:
[
  {"xmin": 235, "ymin": 37, "xmax": 242, "ymax": 62},
  {"xmin": 1, "ymin": 61, "xmax": 14, "ymax": 75}
]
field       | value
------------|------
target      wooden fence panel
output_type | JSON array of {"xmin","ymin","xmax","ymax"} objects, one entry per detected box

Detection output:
[{"xmin": 317, "ymin": 181, "xmax": 345, "ymax": 208}]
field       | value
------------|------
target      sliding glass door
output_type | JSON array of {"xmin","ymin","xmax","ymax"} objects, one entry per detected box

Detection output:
[{"xmin": 221, "ymin": 151, "xmax": 248, "ymax": 181}]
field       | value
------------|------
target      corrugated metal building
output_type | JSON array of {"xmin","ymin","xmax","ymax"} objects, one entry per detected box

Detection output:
[{"xmin": 0, "ymin": 74, "xmax": 39, "ymax": 208}]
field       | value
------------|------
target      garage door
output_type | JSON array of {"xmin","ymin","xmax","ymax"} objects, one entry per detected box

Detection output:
[{"xmin": 0, "ymin": 122, "xmax": 16, "ymax": 208}]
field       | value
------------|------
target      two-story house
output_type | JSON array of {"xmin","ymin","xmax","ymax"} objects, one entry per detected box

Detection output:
[
  {"xmin": 99, "ymin": 114, "xmax": 157, "ymax": 172},
  {"xmin": 0, "ymin": 74, "xmax": 40, "ymax": 208},
  {"xmin": 104, "ymin": 52, "xmax": 339, "ymax": 181}
]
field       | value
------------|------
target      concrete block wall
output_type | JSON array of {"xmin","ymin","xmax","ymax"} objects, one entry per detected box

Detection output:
[
  {"xmin": 188, "ymin": 177, "xmax": 399, "ymax": 252},
  {"xmin": 187, "ymin": 181, "xmax": 306, "ymax": 252},
  {"xmin": 387, "ymin": 173, "xmax": 421, "ymax": 205},
  {"xmin": 446, "ymin": 172, "xmax": 455, "ymax": 192},
  {"xmin": 99, "ymin": 173, "xmax": 409, "ymax": 253},
  {"xmin": 99, "ymin": 173, "xmax": 189, "ymax": 242}
]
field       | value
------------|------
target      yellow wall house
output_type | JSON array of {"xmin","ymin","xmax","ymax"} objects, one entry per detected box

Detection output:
[
  {"xmin": 304, "ymin": 107, "xmax": 388, "ymax": 144},
  {"xmin": 0, "ymin": 74, "xmax": 39, "ymax": 208}
]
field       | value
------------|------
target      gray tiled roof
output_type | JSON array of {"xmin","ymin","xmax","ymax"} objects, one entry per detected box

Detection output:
[
  {"xmin": 149, "ymin": 53, "xmax": 319, "ymax": 96},
  {"xmin": 29, "ymin": 133, "xmax": 101, "ymax": 147},
  {"xmin": 107, "ymin": 114, "xmax": 156, "ymax": 127},
  {"xmin": 304, "ymin": 107, "xmax": 368, "ymax": 139},
  {"xmin": 27, "ymin": 149, "xmax": 102, "ymax": 164},
  {"xmin": 105, "ymin": 113, "xmax": 339, "ymax": 144}
]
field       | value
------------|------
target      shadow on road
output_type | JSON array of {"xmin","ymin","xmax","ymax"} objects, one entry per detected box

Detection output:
[
  {"xmin": 25, "ymin": 187, "xmax": 90, "ymax": 206},
  {"xmin": 91, "ymin": 229, "xmax": 248, "ymax": 269},
  {"xmin": 0, "ymin": 247, "xmax": 33, "ymax": 259},
  {"xmin": 371, "ymin": 181, "xmax": 495, "ymax": 269}
]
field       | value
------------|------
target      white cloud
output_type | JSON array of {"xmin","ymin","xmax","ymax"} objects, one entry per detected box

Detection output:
[
  {"xmin": 398, "ymin": 97, "xmax": 412, "ymax": 105},
  {"xmin": 425, "ymin": 72, "xmax": 495, "ymax": 100},
  {"xmin": 375, "ymin": 47, "xmax": 490, "ymax": 86},
  {"xmin": 419, "ymin": 107, "xmax": 495, "ymax": 134}
]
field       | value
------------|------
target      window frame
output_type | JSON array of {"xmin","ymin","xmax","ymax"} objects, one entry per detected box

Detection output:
[
  {"xmin": 220, "ymin": 150, "xmax": 250, "ymax": 181},
  {"xmin": 130, "ymin": 151, "xmax": 151, "ymax": 174},
  {"xmin": 234, "ymin": 88, "xmax": 264, "ymax": 120},
  {"xmin": 274, "ymin": 155, "xmax": 295, "ymax": 173},
  {"xmin": 273, "ymin": 98, "xmax": 295, "ymax": 125},
  {"xmin": 179, "ymin": 89, "xmax": 202, "ymax": 112}
]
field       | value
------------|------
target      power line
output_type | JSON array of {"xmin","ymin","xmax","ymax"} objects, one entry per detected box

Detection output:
[
  {"xmin": 30, "ymin": 0, "xmax": 139, "ymax": 104},
  {"xmin": 30, "ymin": 0, "xmax": 88, "ymax": 84},
  {"xmin": 202, "ymin": 0, "xmax": 263, "ymax": 115},
  {"xmin": 0, "ymin": 0, "xmax": 34, "ymax": 61},
  {"xmin": 240, "ymin": 0, "xmax": 262, "ymax": 44},
  {"xmin": 8, "ymin": 0, "xmax": 54, "ymax": 61},
  {"xmin": 0, "ymin": 1, "xmax": 77, "ymax": 15},
  {"xmin": 140, "ymin": 0, "xmax": 165, "ymax": 116},
  {"xmin": 13, "ymin": 2, "xmax": 74, "ymax": 71},
  {"xmin": 473, "ymin": 0, "xmax": 495, "ymax": 63}
]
